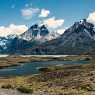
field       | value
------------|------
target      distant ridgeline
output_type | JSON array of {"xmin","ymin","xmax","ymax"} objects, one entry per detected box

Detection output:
[{"xmin": 0, "ymin": 19, "xmax": 95, "ymax": 55}]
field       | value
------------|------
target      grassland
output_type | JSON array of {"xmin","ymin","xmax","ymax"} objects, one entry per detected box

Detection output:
[
  {"xmin": 0, "ymin": 55, "xmax": 93, "ymax": 69},
  {"xmin": 0, "ymin": 55, "xmax": 95, "ymax": 95}
]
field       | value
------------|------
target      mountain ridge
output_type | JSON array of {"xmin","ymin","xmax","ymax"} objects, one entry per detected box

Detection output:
[
  {"xmin": 0, "ymin": 19, "xmax": 95, "ymax": 55},
  {"xmin": 0, "ymin": 24, "xmax": 59, "ymax": 54},
  {"xmin": 22, "ymin": 19, "xmax": 95, "ymax": 55}
]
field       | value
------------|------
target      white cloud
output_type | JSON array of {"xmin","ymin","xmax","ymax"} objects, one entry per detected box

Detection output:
[
  {"xmin": 0, "ymin": 24, "xmax": 28, "ymax": 37},
  {"xmin": 87, "ymin": 11, "xmax": 95, "ymax": 24},
  {"xmin": 21, "ymin": 7, "xmax": 40, "ymax": 20},
  {"xmin": 43, "ymin": 17, "xmax": 64, "ymax": 29},
  {"xmin": 39, "ymin": 9, "xmax": 50, "ymax": 17},
  {"xmin": 57, "ymin": 29, "xmax": 65, "ymax": 35}
]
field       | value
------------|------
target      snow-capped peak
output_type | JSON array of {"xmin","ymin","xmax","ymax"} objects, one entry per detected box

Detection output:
[
  {"xmin": 6, "ymin": 34, "xmax": 18, "ymax": 39},
  {"xmin": 20, "ymin": 24, "xmax": 59, "ymax": 42},
  {"xmin": 66, "ymin": 19, "xmax": 95, "ymax": 40}
]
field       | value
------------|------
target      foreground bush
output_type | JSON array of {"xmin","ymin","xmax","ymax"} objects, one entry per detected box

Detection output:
[
  {"xmin": 1, "ymin": 84, "xmax": 13, "ymax": 89},
  {"xmin": 80, "ymin": 84, "xmax": 94, "ymax": 91},
  {"xmin": 17, "ymin": 86, "xmax": 33, "ymax": 94}
]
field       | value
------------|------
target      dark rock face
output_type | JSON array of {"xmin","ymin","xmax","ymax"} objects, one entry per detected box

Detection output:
[
  {"xmin": 20, "ymin": 24, "xmax": 50, "ymax": 41},
  {"xmin": 26, "ymin": 19, "xmax": 95, "ymax": 55},
  {"xmin": 7, "ymin": 37, "xmax": 32, "ymax": 53},
  {"xmin": 40, "ymin": 25, "xmax": 49, "ymax": 36},
  {"xmin": 0, "ymin": 19, "xmax": 95, "ymax": 55},
  {"xmin": 0, "ymin": 24, "xmax": 58, "ymax": 54},
  {"xmin": 30, "ymin": 24, "xmax": 39, "ymax": 37}
]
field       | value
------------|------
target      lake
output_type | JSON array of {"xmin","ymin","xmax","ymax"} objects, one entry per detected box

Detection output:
[{"xmin": 0, "ymin": 60, "xmax": 89, "ymax": 77}]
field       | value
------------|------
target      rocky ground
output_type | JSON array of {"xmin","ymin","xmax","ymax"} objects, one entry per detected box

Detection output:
[
  {"xmin": 0, "ymin": 55, "xmax": 93, "ymax": 69},
  {"xmin": 0, "ymin": 55, "xmax": 95, "ymax": 95},
  {"xmin": 0, "ymin": 89, "xmax": 31, "ymax": 95}
]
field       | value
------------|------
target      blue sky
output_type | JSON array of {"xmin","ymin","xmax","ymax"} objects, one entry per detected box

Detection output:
[
  {"xmin": 0, "ymin": 0, "xmax": 95, "ymax": 36},
  {"xmin": 0, "ymin": 0, "xmax": 95, "ymax": 26}
]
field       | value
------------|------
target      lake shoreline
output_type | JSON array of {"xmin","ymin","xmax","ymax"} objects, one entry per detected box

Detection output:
[
  {"xmin": 0, "ymin": 55, "xmax": 94, "ymax": 95},
  {"xmin": 0, "ymin": 55, "xmax": 91, "ymax": 77},
  {"xmin": 0, "ymin": 55, "xmax": 93, "ymax": 69}
]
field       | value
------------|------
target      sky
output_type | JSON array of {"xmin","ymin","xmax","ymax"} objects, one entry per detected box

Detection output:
[{"xmin": 0, "ymin": 0, "xmax": 95, "ymax": 36}]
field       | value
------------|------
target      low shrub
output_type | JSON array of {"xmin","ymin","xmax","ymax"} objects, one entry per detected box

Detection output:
[
  {"xmin": 1, "ymin": 84, "xmax": 13, "ymax": 89},
  {"xmin": 17, "ymin": 86, "xmax": 33, "ymax": 94},
  {"xmin": 80, "ymin": 84, "xmax": 94, "ymax": 91}
]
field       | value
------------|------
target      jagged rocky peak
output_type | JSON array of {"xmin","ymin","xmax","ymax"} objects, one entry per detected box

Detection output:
[
  {"xmin": 40, "ymin": 25, "xmax": 49, "ymax": 36},
  {"xmin": 30, "ymin": 24, "xmax": 38, "ymax": 29},
  {"xmin": 73, "ymin": 19, "xmax": 94, "ymax": 30},
  {"xmin": 65, "ymin": 19, "xmax": 95, "ymax": 36},
  {"xmin": 20, "ymin": 24, "xmax": 59, "ymax": 41},
  {"xmin": 26, "ymin": 19, "xmax": 95, "ymax": 55},
  {"xmin": 30, "ymin": 24, "xmax": 39, "ymax": 37},
  {"xmin": 22, "ymin": 24, "xmax": 49, "ymax": 37},
  {"xmin": 0, "ymin": 18, "xmax": 95, "ymax": 54},
  {"xmin": 80, "ymin": 19, "xmax": 94, "ymax": 29}
]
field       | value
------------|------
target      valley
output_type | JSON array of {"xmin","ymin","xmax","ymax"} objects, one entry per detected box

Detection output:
[
  {"xmin": 0, "ymin": 55, "xmax": 94, "ymax": 95},
  {"xmin": 0, "ymin": 0, "xmax": 95, "ymax": 94},
  {"xmin": 0, "ymin": 55, "xmax": 95, "ymax": 95},
  {"xmin": 0, "ymin": 55, "xmax": 91, "ymax": 69}
]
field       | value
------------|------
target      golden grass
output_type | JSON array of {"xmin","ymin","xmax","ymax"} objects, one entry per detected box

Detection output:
[{"xmin": 0, "ymin": 55, "xmax": 94, "ymax": 95}]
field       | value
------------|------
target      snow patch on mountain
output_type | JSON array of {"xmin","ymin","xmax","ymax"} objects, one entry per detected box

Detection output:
[{"xmin": 20, "ymin": 24, "xmax": 60, "ymax": 42}]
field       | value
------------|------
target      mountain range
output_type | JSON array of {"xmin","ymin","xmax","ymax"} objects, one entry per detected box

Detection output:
[
  {"xmin": 0, "ymin": 24, "xmax": 59, "ymax": 54},
  {"xmin": 0, "ymin": 19, "xmax": 95, "ymax": 55}
]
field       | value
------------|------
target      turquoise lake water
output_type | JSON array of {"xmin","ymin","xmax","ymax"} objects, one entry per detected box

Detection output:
[{"xmin": 0, "ymin": 60, "xmax": 89, "ymax": 77}]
